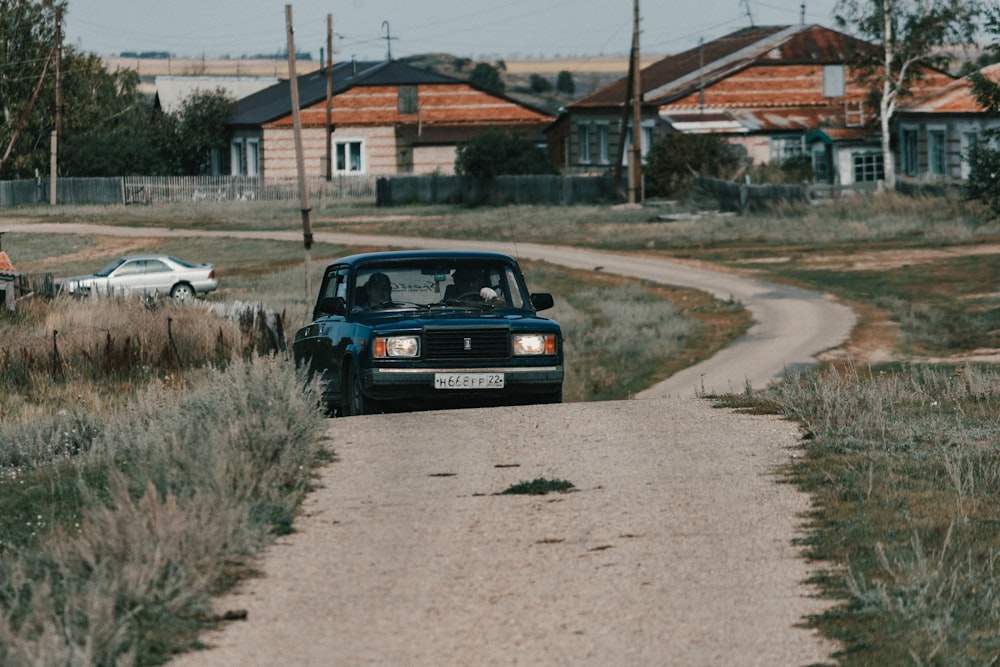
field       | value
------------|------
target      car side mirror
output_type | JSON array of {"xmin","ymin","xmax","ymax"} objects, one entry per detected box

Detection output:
[
  {"xmin": 317, "ymin": 296, "xmax": 347, "ymax": 317},
  {"xmin": 530, "ymin": 292, "xmax": 554, "ymax": 311}
]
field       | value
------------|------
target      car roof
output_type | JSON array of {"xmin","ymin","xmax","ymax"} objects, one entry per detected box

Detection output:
[
  {"xmin": 115, "ymin": 254, "xmax": 175, "ymax": 261},
  {"xmin": 325, "ymin": 250, "xmax": 518, "ymax": 268}
]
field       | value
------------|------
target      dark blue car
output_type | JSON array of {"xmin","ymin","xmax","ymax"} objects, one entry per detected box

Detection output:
[{"xmin": 293, "ymin": 250, "xmax": 564, "ymax": 416}]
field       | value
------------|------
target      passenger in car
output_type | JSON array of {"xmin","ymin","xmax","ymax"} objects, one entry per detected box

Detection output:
[{"xmin": 359, "ymin": 272, "xmax": 392, "ymax": 307}]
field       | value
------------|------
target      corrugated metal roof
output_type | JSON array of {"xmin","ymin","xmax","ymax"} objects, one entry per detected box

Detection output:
[
  {"xmin": 569, "ymin": 24, "xmax": 876, "ymax": 110},
  {"xmin": 900, "ymin": 63, "xmax": 1000, "ymax": 114},
  {"xmin": 228, "ymin": 60, "xmax": 479, "ymax": 127},
  {"xmin": 0, "ymin": 252, "xmax": 18, "ymax": 277}
]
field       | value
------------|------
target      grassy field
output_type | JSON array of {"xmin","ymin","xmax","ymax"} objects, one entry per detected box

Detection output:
[{"xmin": 3, "ymin": 192, "xmax": 1000, "ymax": 664}]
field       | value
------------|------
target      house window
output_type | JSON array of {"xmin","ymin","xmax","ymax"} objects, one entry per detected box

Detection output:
[
  {"xmin": 811, "ymin": 147, "xmax": 830, "ymax": 184},
  {"xmin": 230, "ymin": 141, "xmax": 245, "ymax": 175},
  {"xmin": 336, "ymin": 141, "xmax": 364, "ymax": 173},
  {"xmin": 962, "ymin": 131, "xmax": 980, "ymax": 179},
  {"xmin": 928, "ymin": 129, "xmax": 946, "ymax": 176},
  {"xmin": 578, "ymin": 123, "xmax": 591, "ymax": 164},
  {"xmin": 246, "ymin": 139, "xmax": 260, "ymax": 177},
  {"xmin": 398, "ymin": 85, "xmax": 418, "ymax": 114},
  {"xmin": 852, "ymin": 152, "xmax": 884, "ymax": 182},
  {"xmin": 624, "ymin": 124, "xmax": 655, "ymax": 159},
  {"xmin": 901, "ymin": 128, "xmax": 918, "ymax": 176},
  {"xmin": 597, "ymin": 124, "xmax": 610, "ymax": 164},
  {"xmin": 823, "ymin": 65, "xmax": 845, "ymax": 97},
  {"xmin": 771, "ymin": 135, "xmax": 804, "ymax": 163}
]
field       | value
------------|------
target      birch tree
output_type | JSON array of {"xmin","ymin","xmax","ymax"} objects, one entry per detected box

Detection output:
[{"xmin": 835, "ymin": 0, "xmax": 980, "ymax": 189}]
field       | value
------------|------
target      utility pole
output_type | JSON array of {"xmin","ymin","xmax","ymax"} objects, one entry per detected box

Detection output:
[
  {"xmin": 50, "ymin": 4, "xmax": 63, "ymax": 205},
  {"xmin": 381, "ymin": 21, "xmax": 396, "ymax": 61},
  {"xmin": 628, "ymin": 0, "xmax": 643, "ymax": 204},
  {"xmin": 286, "ymin": 4, "xmax": 314, "ymax": 302},
  {"xmin": 326, "ymin": 14, "xmax": 334, "ymax": 181}
]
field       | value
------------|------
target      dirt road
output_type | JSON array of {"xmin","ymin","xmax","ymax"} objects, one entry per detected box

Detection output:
[
  {"xmin": 171, "ymin": 398, "xmax": 838, "ymax": 666},
  {"xmin": 4, "ymin": 222, "xmax": 850, "ymax": 664}
]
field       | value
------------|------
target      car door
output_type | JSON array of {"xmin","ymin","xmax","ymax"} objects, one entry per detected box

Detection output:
[
  {"xmin": 137, "ymin": 258, "xmax": 173, "ymax": 294},
  {"xmin": 105, "ymin": 259, "xmax": 144, "ymax": 295},
  {"xmin": 298, "ymin": 266, "xmax": 351, "ymax": 398}
]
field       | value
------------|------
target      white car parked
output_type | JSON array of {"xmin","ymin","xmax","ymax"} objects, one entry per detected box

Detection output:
[{"xmin": 56, "ymin": 254, "xmax": 219, "ymax": 301}]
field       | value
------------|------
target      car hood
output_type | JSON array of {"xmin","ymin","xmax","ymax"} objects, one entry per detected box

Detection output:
[{"xmin": 360, "ymin": 308, "xmax": 535, "ymax": 327}]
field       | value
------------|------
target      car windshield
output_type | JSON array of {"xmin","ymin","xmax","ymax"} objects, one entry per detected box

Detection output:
[{"xmin": 351, "ymin": 260, "xmax": 528, "ymax": 311}]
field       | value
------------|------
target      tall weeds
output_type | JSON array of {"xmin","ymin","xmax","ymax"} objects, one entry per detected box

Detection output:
[
  {"xmin": 763, "ymin": 363, "xmax": 1000, "ymax": 664},
  {"xmin": 0, "ymin": 356, "xmax": 328, "ymax": 666}
]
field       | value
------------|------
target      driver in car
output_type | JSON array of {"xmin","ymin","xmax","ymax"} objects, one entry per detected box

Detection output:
[{"xmin": 446, "ymin": 268, "xmax": 502, "ymax": 302}]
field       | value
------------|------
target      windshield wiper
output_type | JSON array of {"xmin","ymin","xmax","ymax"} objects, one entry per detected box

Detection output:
[{"xmin": 439, "ymin": 299, "xmax": 495, "ymax": 310}]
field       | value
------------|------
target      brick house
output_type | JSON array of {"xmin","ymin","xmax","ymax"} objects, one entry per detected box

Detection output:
[
  {"xmin": 225, "ymin": 60, "xmax": 554, "ymax": 179},
  {"xmin": 894, "ymin": 63, "xmax": 1000, "ymax": 182},
  {"xmin": 548, "ymin": 24, "xmax": 954, "ymax": 186}
]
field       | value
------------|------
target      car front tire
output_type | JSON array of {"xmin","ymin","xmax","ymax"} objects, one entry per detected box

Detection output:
[{"xmin": 343, "ymin": 364, "xmax": 378, "ymax": 416}]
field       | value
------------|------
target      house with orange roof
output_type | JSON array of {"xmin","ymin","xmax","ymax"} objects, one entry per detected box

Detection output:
[
  {"xmin": 225, "ymin": 60, "xmax": 554, "ymax": 178},
  {"xmin": 548, "ymin": 24, "xmax": 954, "ymax": 186},
  {"xmin": 894, "ymin": 63, "xmax": 1000, "ymax": 182}
]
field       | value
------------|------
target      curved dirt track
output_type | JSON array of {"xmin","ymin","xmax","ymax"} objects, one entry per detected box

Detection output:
[{"xmin": 5, "ymin": 222, "xmax": 851, "ymax": 665}]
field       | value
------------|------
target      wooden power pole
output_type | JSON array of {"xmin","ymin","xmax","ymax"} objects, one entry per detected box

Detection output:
[
  {"xmin": 628, "ymin": 0, "xmax": 643, "ymax": 204},
  {"xmin": 50, "ymin": 4, "xmax": 62, "ymax": 205},
  {"xmin": 325, "ymin": 14, "xmax": 334, "ymax": 182},
  {"xmin": 285, "ymin": 4, "xmax": 314, "ymax": 302}
]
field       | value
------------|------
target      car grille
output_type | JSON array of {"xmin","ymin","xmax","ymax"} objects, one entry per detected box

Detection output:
[{"xmin": 423, "ymin": 327, "xmax": 510, "ymax": 360}]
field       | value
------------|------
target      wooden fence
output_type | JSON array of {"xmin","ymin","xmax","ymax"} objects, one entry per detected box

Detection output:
[
  {"xmin": 0, "ymin": 175, "xmax": 377, "ymax": 207},
  {"xmin": 376, "ymin": 174, "xmax": 619, "ymax": 206}
]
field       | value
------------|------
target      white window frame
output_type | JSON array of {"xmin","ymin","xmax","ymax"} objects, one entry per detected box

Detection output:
[
  {"xmin": 770, "ymin": 134, "xmax": 805, "ymax": 163},
  {"xmin": 230, "ymin": 140, "xmax": 245, "ymax": 176},
  {"xmin": 578, "ymin": 123, "xmax": 592, "ymax": 164},
  {"xmin": 823, "ymin": 65, "xmax": 845, "ymax": 97},
  {"xmin": 900, "ymin": 124, "xmax": 919, "ymax": 177},
  {"xmin": 852, "ymin": 151, "xmax": 884, "ymax": 183},
  {"xmin": 246, "ymin": 138, "xmax": 260, "ymax": 177},
  {"xmin": 597, "ymin": 123, "xmax": 610, "ymax": 164},
  {"xmin": 928, "ymin": 127, "xmax": 947, "ymax": 176},
  {"xmin": 335, "ymin": 139, "xmax": 365, "ymax": 174},
  {"xmin": 961, "ymin": 129, "xmax": 980, "ymax": 179}
]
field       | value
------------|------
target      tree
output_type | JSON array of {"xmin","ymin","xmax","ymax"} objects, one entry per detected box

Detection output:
[
  {"xmin": 171, "ymin": 89, "xmax": 237, "ymax": 175},
  {"xmin": 964, "ymin": 7, "xmax": 1000, "ymax": 214},
  {"xmin": 469, "ymin": 62, "xmax": 505, "ymax": 95},
  {"xmin": 644, "ymin": 133, "xmax": 741, "ymax": 197},
  {"xmin": 0, "ymin": 1, "xmax": 165, "ymax": 178},
  {"xmin": 835, "ymin": 0, "xmax": 981, "ymax": 190},
  {"xmin": 0, "ymin": 0, "xmax": 59, "ymax": 177},
  {"xmin": 528, "ymin": 74, "xmax": 551, "ymax": 93},
  {"xmin": 59, "ymin": 52, "xmax": 158, "ymax": 176},
  {"xmin": 556, "ymin": 70, "xmax": 576, "ymax": 95},
  {"xmin": 454, "ymin": 128, "xmax": 556, "ymax": 179}
]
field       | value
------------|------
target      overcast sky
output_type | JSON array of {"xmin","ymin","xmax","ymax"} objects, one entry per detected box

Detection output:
[{"xmin": 64, "ymin": 0, "xmax": 841, "ymax": 62}]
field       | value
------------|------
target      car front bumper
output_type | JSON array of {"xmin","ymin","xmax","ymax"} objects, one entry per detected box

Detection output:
[{"xmin": 364, "ymin": 364, "xmax": 563, "ymax": 400}]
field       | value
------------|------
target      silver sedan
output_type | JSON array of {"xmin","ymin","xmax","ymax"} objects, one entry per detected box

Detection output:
[{"xmin": 56, "ymin": 254, "xmax": 219, "ymax": 301}]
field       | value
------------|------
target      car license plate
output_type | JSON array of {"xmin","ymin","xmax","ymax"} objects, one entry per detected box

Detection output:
[{"xmin": 434, "ymin": 372, "xmax": 505, "ymax": 389}]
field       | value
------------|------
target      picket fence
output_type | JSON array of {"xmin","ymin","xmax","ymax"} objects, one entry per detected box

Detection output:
[{"xmin": 0, "ymin": 175, "xmax": 377, "ymax": 207}]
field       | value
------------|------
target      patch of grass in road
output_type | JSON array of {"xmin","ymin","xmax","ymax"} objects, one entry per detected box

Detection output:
[{"xmin": 501, "ymin": 478, "xmax": 575, "ymax": 495}]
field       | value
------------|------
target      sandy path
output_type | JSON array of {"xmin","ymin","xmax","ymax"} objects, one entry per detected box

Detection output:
[{"xmin": 170, "ymin": 398, "xmax": 837, "ymax": 667}]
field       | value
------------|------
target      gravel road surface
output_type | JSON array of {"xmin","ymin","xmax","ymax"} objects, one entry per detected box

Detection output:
[
  {"xmin": 5, "ymin": 222, "xmax": 850, "ymax": 665},
  {"xmin": 171, "ymin": 399, "xmax": 837, "ymax": 667}
]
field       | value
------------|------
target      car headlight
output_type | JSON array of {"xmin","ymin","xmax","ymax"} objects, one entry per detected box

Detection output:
[
  {"xmin": 513, "ymin": 333, "xmax": 558, "ymax": 356},
  {"xmin": 374, "ymin": 335, "xmax": 420, "ymax": 358}
]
